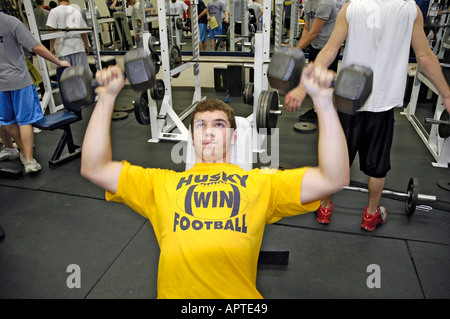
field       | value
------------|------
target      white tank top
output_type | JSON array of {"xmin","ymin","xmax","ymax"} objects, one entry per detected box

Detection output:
[{"xmin": 342, "ymin": 0, "xmax": 417, "ymax": 112}]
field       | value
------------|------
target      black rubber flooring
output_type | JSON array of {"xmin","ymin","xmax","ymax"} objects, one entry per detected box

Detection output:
[{"xmin": 0, "ymin": 85, "xmax": 449, "ymax": 300}]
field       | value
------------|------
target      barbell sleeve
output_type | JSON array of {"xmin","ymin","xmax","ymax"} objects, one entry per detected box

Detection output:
[
  {"xmin": 418, "ymin": 194, "xmax": 437, "ymax": 202},
  {"xmin": 343, "ymin": 186, "xmax": 436, "ymax": 202},
  {"xmin": 425, "ymin": 118, "xmax": 449, "ymax": 125}
]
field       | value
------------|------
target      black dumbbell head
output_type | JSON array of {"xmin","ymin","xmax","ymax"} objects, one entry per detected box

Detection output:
[
  {"xmin": 268, "ymin": 47, "xmax": 306, "ymax": 94},
  {"xmin": 60, "ymin": 65, "xmax": 95, "ymax": 111},
  {"xmin": 124, "ymin": 48, "xmax": 156, "ymax": 92},
  {"xmin": 334, "ymin": 64, "xmax": 373, "ymax": 115}
]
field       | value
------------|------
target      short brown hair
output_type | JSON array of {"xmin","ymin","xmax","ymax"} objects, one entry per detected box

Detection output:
[{"xmin": 190, "ymin": 99, "xmax": 237, "ymax": 131}]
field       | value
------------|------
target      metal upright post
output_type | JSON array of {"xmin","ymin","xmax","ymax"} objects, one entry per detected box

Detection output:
[
  {"xmin": 190, "ymin": 0, "xmax": 202, "ymax": 103},
  {"xmin": 87, "ymin": 0, "xmax": 102, "ymax": 71},
  {"xmin": 251, "ymin": 0, "xmax": 271, "ymax": 153},
  {"xmin": 241, "ymin": 0, "xmax": 249, "ymax": 52},
  {"xmin": 155, "ymin": 0, "xmax": 175, "ymax": 141},
  {"xmin": 274, "ymin": 0, "xmax": 283, "ymax": 50},
  {"xmin": 229, "ymin": 0, "xmax": 235, "ymax": 52},
  {"xmin": 289, "ymin": 0, "xmax": 299, "ymax": 46},
  {"xmin": 22, "ymin": 0, "xmax": 58, "ymax": 114}
]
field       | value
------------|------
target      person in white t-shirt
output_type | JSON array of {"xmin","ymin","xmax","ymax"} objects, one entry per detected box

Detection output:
[
  {"xmin": 169, "ymin": 0, "xmax": 189, "ymax": 18},
  {"xmin": 126, "ymin": 0, "xmax": 144, "ymax": 46},
  {"xmin": 285, "ymin": 0, "xmax": 450, "ymax": 231},
  {"xmin": 46, "ymin": 0, "xmax": 90, "ymax": 71}
]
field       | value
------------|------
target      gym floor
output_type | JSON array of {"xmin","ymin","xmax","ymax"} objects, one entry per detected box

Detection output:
[{"xmin": 0, "ymin": 80, "xmax": 449, "ymax": 299}]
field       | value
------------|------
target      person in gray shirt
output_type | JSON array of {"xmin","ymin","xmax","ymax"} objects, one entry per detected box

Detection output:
[
  {"xmin": 34, "ymin": 0, "xmax": 50, "ymax": 49},
  {"xmin": 296, "ymin": 0, "xmax": 338, "ymax": 69},
  {"xmin": 295, "ymin": 0, "xmax": 339, "ymax": 122},
  {"xmin": 0, "ymin": 9, "xmax": 70, "ymax": 173},
  {"xmin": 207, "ymin": 0, "xmax": 229, "ymax": 51}
]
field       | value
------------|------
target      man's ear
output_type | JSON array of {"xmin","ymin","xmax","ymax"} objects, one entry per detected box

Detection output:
[{"xmin": 231, "ymin": 129, "xmax": 237, "ymax": 146}]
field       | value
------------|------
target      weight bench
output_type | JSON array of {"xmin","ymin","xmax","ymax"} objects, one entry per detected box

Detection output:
[
  {"xmin": 185, "ymin": 116, "xmax": 289, "ymax": 265},
  {"xmin": 32, "ymin": 67, "xmax": 82, "ymax": 168}
]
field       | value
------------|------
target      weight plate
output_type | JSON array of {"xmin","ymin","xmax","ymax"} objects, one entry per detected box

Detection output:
[
  {"xmin": 133, "ymin": 91, "xmax": 150, "ymax": 125},
  {"xmin": 170, "ymin": 45, "xmax": 182, "ymax": 69},
  {"xmin": 114, "ymin": 104, "xmax": 134, "ymax": 112},
  {"xmin": 150, "ymin": 53, "xmax": 160, "ymax": 74},
  {"xmin": 437, "ymin": 178, "xmax": 450, "ymax": 191},
  {"xmin": 438, "ymin": 111, "xmax": 450, "ymax": 139},
  {"xmin": 176, "ymin": 17, "xmax": 184, "ymax": 30},
  {"xmin": 243, "ymin": 82, "xmax": 254, "ymax": 105},
  {"xmin": 293, "ymin": 122, "xmax": 317, "ymax": 133},
  {"xmin": 111, "ymin": 111, "xmax": 128, "ymax": 120},
  {"xmin": 256, "ymin": 90, "xmax": 280, "ymax": 135},
  {"xmin": 150, "ymin": 79, "xmax": 165, "ymax": 100},
  {"xmin": 405, "ymin": 177, "xmax": 418, "ymax": 216},
  {"xmin": 170, "ymin": 45, "xmax": 182, "ymax": 78},
  {"xmin": 266, "ymin": 90, "xmax": 280, "ymax": 135},
  {"xmin": 256, "ymin": 90, "xmax": 269, "ymax": 133},
  {"xmin": 149, "ymin": 36, "xmax": 159, "ymax": 53}
]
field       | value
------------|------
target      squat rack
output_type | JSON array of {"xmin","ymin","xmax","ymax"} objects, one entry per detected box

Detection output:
[
  {"xmin": 145, "ymin": 0, "xmax": 278, "ymax": 157},
  {"xmin": 22, "ymin": 0, "xmax": 102, "ymax": 115},
  {"xmin": 403, "ymin": 2, "xmax": 450, "ymax": 168}
]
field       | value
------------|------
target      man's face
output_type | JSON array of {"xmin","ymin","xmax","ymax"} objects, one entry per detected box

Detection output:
[{"xmin": 192, "ymin": 110, "xmax": 237, "ymax": 163}]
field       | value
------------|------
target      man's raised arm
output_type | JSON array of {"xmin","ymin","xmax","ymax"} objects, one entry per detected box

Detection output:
[
  {"xmin": 300, "ymin": 64, "xmax": 350, "ymax": 204},
  {"xmin": 80, "ymin": 65, "xmax": 125, "ymax": 194}
]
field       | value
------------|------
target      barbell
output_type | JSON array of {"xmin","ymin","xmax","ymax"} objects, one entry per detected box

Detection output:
[
  {"xmin": 343, "ymin": 177, "xmax": 437, "ymax": 216},
  {"xmin": 425, "ymin": 111, "xmax": 450, "ymax": 139}
]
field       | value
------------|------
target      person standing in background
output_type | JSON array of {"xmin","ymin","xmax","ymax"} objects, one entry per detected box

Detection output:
[
  {"xmin": 295, "ymin": 0, "xmax": 339, "ymax": 123},
  {"xmin": 34, "ymin": 0, "xmax": 50, "ymax": 49},
  {"xmin": 197, "ymin": 0, "xmax": 208, "ymax": 51},
  {"xmin": 0, "ymin": 8, "xmax": 70, "ymax": 173},
  {"xmin": 46, "ymin": 0, "xmax": 90, "ymax": 70}
]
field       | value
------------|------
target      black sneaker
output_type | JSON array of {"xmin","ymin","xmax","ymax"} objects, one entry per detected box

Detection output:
[{"xmin": 298, "ymin": 108, "xmax": 317, "ymax": 122}]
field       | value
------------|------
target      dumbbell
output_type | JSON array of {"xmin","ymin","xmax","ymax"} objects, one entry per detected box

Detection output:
[
  {"xmin": 59, "ymin": 48, "xmax": 156, "ymax": 109},
  {"xmin": 267, "ymin": 47, "xmax": 373, "ymax": 115}
]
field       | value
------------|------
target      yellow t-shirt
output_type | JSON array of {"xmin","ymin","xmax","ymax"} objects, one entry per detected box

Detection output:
[{"xmin": 106, "ymin": 161, "xmax": 320, "ymax": 298}]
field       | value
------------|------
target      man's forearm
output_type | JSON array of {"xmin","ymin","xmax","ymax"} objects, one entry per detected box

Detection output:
[
  {"xmin": 418, "ymin": 51, "xmax": 450, "ymax": 100},
  {"xmin": 81, "ymin": 94, "xmax": 116, "ymax": 180},
  {"xmin": 81, "ymin": 33, "xmax": 89, "ymax": 48},
  {"xmin": 313, "ymin": 44, "xmax": 340, "ymax": 69},
  {"xmin": 81, "ymin": 65, "xmax": 125, "ymax": 193},
  {"xmin": 32, "ymin": 43, "xmax": 62, "ymax": 66},
  {"xmin": 314, "ymin": 97, "xmax": 350, "ymax": 187},
  {"xmin": 50, "ymin": 38, "xmax": 55, "ymax": 52},
  {"xmin": 296, "ymin": 30, "xmax": 318, "ymax": 50}
]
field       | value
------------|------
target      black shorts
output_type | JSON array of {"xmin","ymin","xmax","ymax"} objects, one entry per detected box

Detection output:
[
  {"xmin": 338, "ymin": 109, "xmax": 395, "ymax": 178},
  {"xmin": 284, "ymin": 18, "xmax": 290, "ymax": 29}
]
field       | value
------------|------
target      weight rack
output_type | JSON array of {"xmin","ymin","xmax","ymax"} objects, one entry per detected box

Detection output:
[{"xmin": 22, "ymin": 0, "xmax": 102, "ymax": 115}]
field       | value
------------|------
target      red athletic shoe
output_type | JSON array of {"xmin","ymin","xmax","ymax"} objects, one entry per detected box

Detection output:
[
  {"xmin": 361, "ymin": 206, "xmax": 387, "ymax": 231},
  {"xmin": 317, "ymin": 201, "xmax": 334, "ymax": 224}
]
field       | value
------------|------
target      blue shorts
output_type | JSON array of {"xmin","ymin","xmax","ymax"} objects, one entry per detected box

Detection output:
[
  {"xmin": 199, "ymin": 23, "xmax": 207, "ymax": 42},
  {"xmin": 209, "ymin": 25, "xmax": 223, "ymax": 39},
  {"xmin": 0, "ymin": 85, "xmax": 43, "ymax": 126}
]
